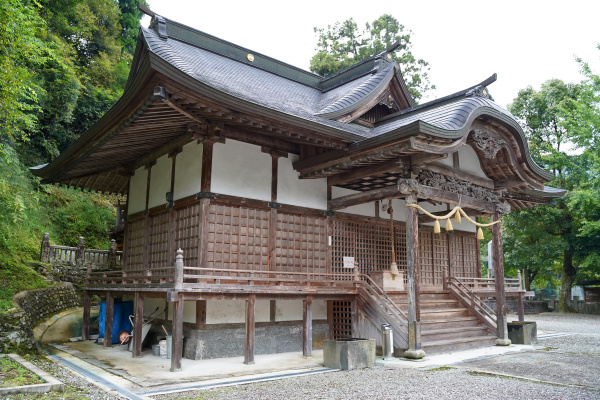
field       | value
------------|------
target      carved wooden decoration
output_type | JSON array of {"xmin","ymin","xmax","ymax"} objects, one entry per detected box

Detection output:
[
  {"xmin": 414, "ymin": 170, "xmax": 500, "ymax": 203},
  {"xmin": 471, "ymin": 129, "xmax": 507, "ymax": 159}
]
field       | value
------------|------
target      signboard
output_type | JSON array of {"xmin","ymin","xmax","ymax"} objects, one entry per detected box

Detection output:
[{"xmin": 343, "ymin": 257, "xmax": 355, "ymax": 268}]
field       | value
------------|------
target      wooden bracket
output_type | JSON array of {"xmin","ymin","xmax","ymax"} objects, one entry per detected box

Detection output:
[{"xmin": 196, "ymin": 191, "xmax": 215, "ymax": 200}]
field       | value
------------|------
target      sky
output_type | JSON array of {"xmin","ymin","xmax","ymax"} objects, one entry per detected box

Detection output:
[{"xmin": 141, "ymin": 0, "xmax": 600, "ymax": 108}]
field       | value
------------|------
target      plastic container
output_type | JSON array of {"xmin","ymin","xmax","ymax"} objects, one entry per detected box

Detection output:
[
  {"xmin": 152, "ymin": 344, "xmax": 160, "ymax": 356},
  {"xmin": 159, "ymin": 340, "xmax": 167, "ymax": 358}
]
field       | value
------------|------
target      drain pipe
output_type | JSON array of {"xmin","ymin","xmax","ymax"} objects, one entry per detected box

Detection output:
[{"xmin": 381, "ymin": 324, "xmax": 395, "ymax": 360}]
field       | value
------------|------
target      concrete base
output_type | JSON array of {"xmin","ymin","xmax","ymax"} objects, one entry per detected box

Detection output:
[
  {"xmin": 403, "ymin": 349, "xmax": 426, "ymax": 359},
  {"xmin": 495, "ymin": 338, "xmax": 512, "ymax": 346},
  {"xmin": 181, "ymin": 323, "xmax": 328, "ymax": 360},
  {"xmin": 507, "ymin": 321, "xmax": 537, "ymax": 345},
  {"xmin": 323, "ymin": 339, "xmax": 375, "ymax": 370}
]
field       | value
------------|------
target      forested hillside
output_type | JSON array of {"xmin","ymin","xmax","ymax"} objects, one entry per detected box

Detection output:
[{"xmin": 0, "ymin": 0, "xmax": 147, "ymax": 312}]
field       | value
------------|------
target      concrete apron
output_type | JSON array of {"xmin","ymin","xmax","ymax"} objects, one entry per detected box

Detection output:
[{"xmin": 50, "ymin": 341, "xmax": 326, "ymax": 389}]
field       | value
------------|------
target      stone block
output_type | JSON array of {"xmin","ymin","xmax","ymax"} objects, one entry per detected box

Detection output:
[
  {"xmin": 507, "ymin": 321, "xmax": 537, "ymax": 345},
  {"xmin": 369, "ymin": 271, "xmax": 404, "ymax": 291},
  {"xmin": 323, "ymin": 338, "xmax": 376, "ymax": 370}
]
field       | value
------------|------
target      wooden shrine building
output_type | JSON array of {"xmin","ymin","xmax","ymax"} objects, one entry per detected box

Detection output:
[{"xmin": 32, "ymin": 7, "xmax": 564, "ymax": 371}]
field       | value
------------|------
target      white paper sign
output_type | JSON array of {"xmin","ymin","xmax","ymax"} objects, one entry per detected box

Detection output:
[{"xmin": 343, "ymin": 257, "xmax": 355, "ymax": 268}]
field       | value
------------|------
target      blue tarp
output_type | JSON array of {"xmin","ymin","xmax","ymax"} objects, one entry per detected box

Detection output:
[{"xmin": 98, "ymin": 301, "xmax": 133, "ymax": 343}]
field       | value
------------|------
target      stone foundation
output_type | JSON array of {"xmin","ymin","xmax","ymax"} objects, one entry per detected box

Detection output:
[{"xmin": 182, "ymin": 322, "xmax": 328, "ymax": 360}]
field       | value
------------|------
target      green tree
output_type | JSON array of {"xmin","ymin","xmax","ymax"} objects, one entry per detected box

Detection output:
[
  {"xmin": 310, "ymin": 14, "xmax": 434, "ymax": 102},
  {"xmin": 507, "ymin": 72, "xmax": 600, "ymax": 311},
  {"xmin": 0, "ymin": 0, "xmax": 46, "ymax": 152}
]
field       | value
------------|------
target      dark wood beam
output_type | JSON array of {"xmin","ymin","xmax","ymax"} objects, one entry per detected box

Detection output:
[
  {"xmin": 104, "ymin": 291, "xmax": 114, "ymax": 348},
  {"xmin": 133, "ymin": 133, "xmax": 193, "ymax": 170},
  {"xmin": 303, "ymin": 296, "xmax": 312, "ymax": 357},
  {"xmin": 222, "ymin": 126, "xmax": 299, "ymax": 155},
  {"xmin": 410, "ymin": 152, "xmax": 447, "ymax": 166},
  {"xmin": 170, "ymin": 294, "xmax": 184, "ymax": 372},
  {"xmin": 328, "ymin": 179, "xmax": 496, "ymax": 214},
  {"xmin": 244, "ymin": 294, "xmax": 256, "ymax": 365},
  {"xmin": 327, "ymin": 159, "xmax": 404, "ymax": 187}
]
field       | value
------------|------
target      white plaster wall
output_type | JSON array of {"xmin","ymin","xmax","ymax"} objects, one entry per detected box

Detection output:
[
  {"xmin": 211, "ymin": 140, "xmax": 271, "ymax": 201},
  {"xmin": 148, "ymin": 155, "xmax": 172, "ymax": 208},
  {"xmin": 459, "ymin": 145, "xmax": 488, "ymax": 179},
  {"xmin": 312, "ymin": 300, "xmax": 327, "ymax": 320},
  {"xmin": 419, "ymin": 202, "xmax": 476, "ymax": 233},
  {"xmin": 278, "ymin": 154, "xmax": 327, "ymax": 209},
  {"xmin": 332, "ymin": 187, "xmax": 377, "ymax": 217},
  {"xmin": 275, "ymin": 300, "xmax": 303, "ymax": 322},
  {"xmin": 205, "ymin": 299, "xmax": 269, "ymax": 324},
  {"xmin": 143, "ymin": 298, "xmax": 166, "ymax": 318},
  {"xmin": 128, "ymin": 167, "xmax": 147, "ymax": 214},
  {"xmin": 167, "ymin": 301, "xmax": 197, "ymax": 324},
  {"xmin": 174, "ymin": 141, "xmax": 202, "ymax": 200}
]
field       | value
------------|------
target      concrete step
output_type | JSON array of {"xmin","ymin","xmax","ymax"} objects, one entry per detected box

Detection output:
[{"xmin": 422, "ymin": 335, "xmax": 497, "ymax": 355}]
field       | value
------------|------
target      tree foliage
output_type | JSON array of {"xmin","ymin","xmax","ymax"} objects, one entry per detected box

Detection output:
[
  {"xmin": 505, "ymin": 53, "xmax": 600, "ymax": 310},
  {"xmin": 310, "ymin": 14, "xmax": 434, "ymax": 102}
]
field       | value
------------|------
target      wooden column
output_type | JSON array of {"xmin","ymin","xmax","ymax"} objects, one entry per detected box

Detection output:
[
  {"xmin": 83, "ymin": 291, "xmax": 91, "ymax": 341},
  {"xmin": 244, "ymin": 294, "xmax": 255, "ymax": 365},
  {"xmin": 404, "ymin": 194, "xmax": 425, "ymax": 359},
  {"xmin": 200, "ymin": 141, "xmax": 214, "ymax": 192},
  {"xmin": 143, "ymin": 162, "xmax": 154, "ymax": 269},
  {"xmin": 517, "ymin": 292, "xmax": 525, "ymax": 322},
  {"xmin": 168, "ymin": 149, "xmax": 180, "ymax": 266},
  {"xmin": 132, "ymin": 291, "xmax": 144, "ymax": 358},
  {"xmin": 104, "ymin": 291, "xmax": 114, "ymax": 348},
  {"xmin": 269, "ymin": 154, "xmax": 279, "ymax": 274},
  {"xmin": 303, "ymin": 296, "xmax": 313, "ymax": 357},
  {"xmin": 170, "ymin": 294, "xmax": 184, "ymax": 372},
  {"xmin": 492, "ymin": 212, "xmax": 511, "ymax": 345}
]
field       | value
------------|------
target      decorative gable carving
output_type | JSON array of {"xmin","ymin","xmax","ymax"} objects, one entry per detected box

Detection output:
[{"xmin": 471, "ymin": 129, "xmax": 507, "ymax": 159}]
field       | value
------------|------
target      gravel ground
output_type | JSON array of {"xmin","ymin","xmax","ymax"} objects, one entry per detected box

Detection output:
[
  {"xmin": 4, "ymin": 313, "xmax": 598, "ymax": 399},
  {"xmin": 151, "ymin": 313, "xmax": 600, "ymax": 400}
]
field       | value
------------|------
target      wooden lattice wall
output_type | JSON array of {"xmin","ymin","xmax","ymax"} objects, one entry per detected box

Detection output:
[
  {"xmin": 125, "ymin": 199, "xmax": 480, "ymax": 283},
  {"xmin": 330, "ymin": 300, "xmax": 353, "ymax": 339},
  {"xmin": 125, "ymin": 218, "xmax": 146, "ymax": 271},
  {"xmin": 206, "ymin": 203, "xmax": 270, "ymax": 273},
  {"xmin": 275, "ymin": 213, "xmax": 327, "ymax": 275}
]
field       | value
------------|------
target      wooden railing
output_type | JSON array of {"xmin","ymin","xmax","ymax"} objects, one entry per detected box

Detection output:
[
  {"xmin": 357, "ymin": 273, "xmax": 408, "ymax": 347},
  {"xmin": 452, "ymin": 277, "xmax": 523, "ymax": 293},
  {"xmin": 446, "ymin": 276, "xmax": 497, "ymax": 334},
  {"xmin": 40, "ymin": 233, "xmax": 122, "ymax": 268},
  {"xmin": 87, "ymin": 267, "xmax": 175, "ymax": 288}
]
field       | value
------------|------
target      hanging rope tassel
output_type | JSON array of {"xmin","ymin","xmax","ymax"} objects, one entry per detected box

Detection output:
[
  {"xmin": 454, "ymin": 210, "xmax": 462, "ymax": 223},
  {"xmin": 433, "ymin": 219, "xmax": 441, "ymax": 234},
  {"xmin": 445, "ymin": 218, "xmax": 454, "ymax": 232},
  {"xmin": 477, "ymin": 227, "xmax": 485, "ymax": 240}
]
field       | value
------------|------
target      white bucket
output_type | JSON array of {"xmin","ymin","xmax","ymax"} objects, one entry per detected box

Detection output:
[{"xmin": 159, "ymin": 340, "xmax": 167, "ymax": 358}]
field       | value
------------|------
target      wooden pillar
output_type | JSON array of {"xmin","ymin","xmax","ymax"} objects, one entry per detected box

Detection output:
[
  {"xmin": 518, "ymin": 292, "xmax": 525, "ymax": 322},
  {"xmin": 269, "ymin": 154, "xmax": 279, "ymax": 274},
  {"xmin": 133, "ymin": 291, "xmax": 144, "ymax": 358},
  {"xmin": 170, "ymin": 294, "xmax": 184, "ymax": 372},
  {"xmin": 404, "ymin": 194, "xmax": 425, "ymax": 359},
  {"xmin": 200, "ymin": 141, "xmax": 214, "ymax": 192},
  {"xmin": 83, "ymin": 291, "xmax": 91, "ymax": 341},
  {"xmin": 104, "ymin": 291, "xmax": 114, "ymax": 348},
  {"xmin": 143, "ymin": 162, "xmax": 154, "ymax": 269},
  {"xmin": 303, "ymin": 296, "xmax": 312, "ymax": 357},
  {"xmin": 244, "ymin": 294, "xmax": 255, "ymax": 365},
  {"xmin": 492, "ymin": 212, "xmax": 511, "ymax": 345}
]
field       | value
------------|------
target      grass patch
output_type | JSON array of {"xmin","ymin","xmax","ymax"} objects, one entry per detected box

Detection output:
[
  {"xmin": 539, "ymin": 347, "xmax": 557, "ymax": 351},
  {"xmin": 0, "ymin": 263, "xmax": 48, "ymax": 314},
  {"xmin": 0, "ymin": 357, "xmax": 44, "ymax": 388},
  {"xmin": 426, "ymin": 366, "xmax": 457, "ymax": 371}
]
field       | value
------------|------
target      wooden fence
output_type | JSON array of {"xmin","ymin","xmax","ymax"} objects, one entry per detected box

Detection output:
[{"xmin": 40, "ymin": 233, "xmax": 122, "ymax": 268}]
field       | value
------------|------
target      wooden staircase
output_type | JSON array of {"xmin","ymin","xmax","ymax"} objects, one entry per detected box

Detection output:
[{"xmin": 386, "ymin": 291, "xmax": 496, "ymax": 354}]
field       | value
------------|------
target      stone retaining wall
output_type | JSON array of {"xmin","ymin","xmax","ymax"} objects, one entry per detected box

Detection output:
[{"xmin": 0, "ymin": 285, "xmax": 82, "ymax": 353}]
